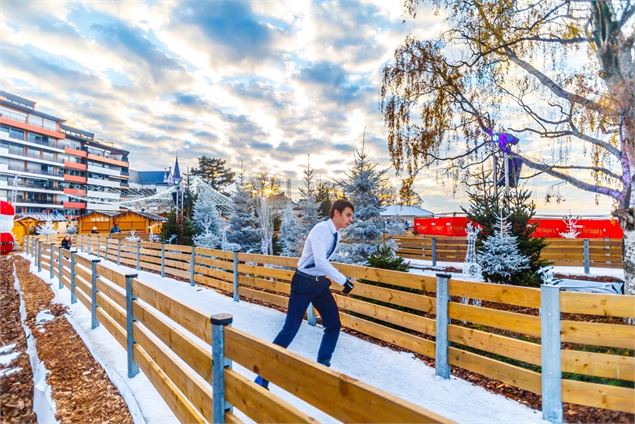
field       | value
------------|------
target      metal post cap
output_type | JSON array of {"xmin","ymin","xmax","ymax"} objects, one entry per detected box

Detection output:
[
  {"xmin": 125, "ymin": 273, "xmax": 138, "ymax": 278},
  {"xmin": 211, "ymin": 313, "xmax": 233, "ymax": 325},
  {"xmin": 436, "ymin": 273, "xmax": 452, "ymax": 279}
]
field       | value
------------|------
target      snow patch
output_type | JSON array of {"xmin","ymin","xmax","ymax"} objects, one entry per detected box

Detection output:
[
  {"xmin": 0, "ymin": 351, "xmax": 20, "ymax": 366},
  {"xmin": 0, "ymin": 366, "xmax": 22, "ymax": 377},
  {"xmin": 0, "ymin": 343, "xmax": 16, "ymax": 354},
  {"xmin": 35, "ymin": 310, "xmax": 55, "ymax": 325},
  {"xmin": 12, "ymin": 265, "xmax": 58, "ymax": 424}
]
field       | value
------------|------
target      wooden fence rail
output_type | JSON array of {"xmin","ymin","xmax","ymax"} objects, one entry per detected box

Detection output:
[
  {"xmin": 388, "ymin": 234, "xmax": 624, "ymax": 269},
  {"xmin": 24, "ymin": 236, "xmax": 449, "ymax": 424},
  {"xmin": 24, "ymin": 235, "xmax": 635, "ymax": 419}
]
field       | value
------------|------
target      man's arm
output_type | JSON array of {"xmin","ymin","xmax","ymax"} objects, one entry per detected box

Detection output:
[{"xmin": 308, "ymin": 230, "xmax": 347, "ymax": 286}]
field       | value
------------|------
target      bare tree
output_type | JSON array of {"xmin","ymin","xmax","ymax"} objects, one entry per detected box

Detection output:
[{"xmin": 381, "ymin": 0, "xmax": 635, "ymax": 293}]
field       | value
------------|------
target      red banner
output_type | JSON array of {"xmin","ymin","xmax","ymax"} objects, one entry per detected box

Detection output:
[{"xmin": 414, "ymin": 216, "xmax": 623, "ymax": 239}]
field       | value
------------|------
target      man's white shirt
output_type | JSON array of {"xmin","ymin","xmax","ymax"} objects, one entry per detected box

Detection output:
[{"xmin": 297, "ymin": 219, "xmax": 346, "ymax": 285}]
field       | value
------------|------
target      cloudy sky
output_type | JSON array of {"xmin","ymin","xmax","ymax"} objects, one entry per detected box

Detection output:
[{"xmin": 0, "ymin": 0, "xmax": 616, "ymax": 215}]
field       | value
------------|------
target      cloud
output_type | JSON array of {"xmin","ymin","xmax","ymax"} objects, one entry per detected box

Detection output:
[{"xmin": 298, "ymin": 61, "xmax": 372, "ymax": 105}]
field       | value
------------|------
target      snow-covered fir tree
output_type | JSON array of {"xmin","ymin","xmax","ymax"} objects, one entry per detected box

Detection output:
[
  {"xmin": 279, "ymin": 203, "xmax": 304, "ymax": 256},
  {"xmin": 192, "ymin": 186, "xmax": 223, "ymax": 249},
  {"xmin": 335, "ymin": 144, "xmax": 393, "ymax": 264},
  {"xmin": 478, "ymin": 213, "xmax": 530, "ymax": 283},
  {"xmin": 37, "ymin": 218, "xmax": 57, "ymax": 238},
  {"xmin": 226, "ymin": 176, "xmax": 261, "ymax": 252},
  {"xmin": 65, "ymin": 221, "xmax": 78, "ymax": 234}
]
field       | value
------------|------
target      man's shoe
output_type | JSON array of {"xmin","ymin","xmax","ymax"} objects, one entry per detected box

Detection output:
[{"xmin": 254, "ymin": 375, "xmax": 269, "ymax": 390}]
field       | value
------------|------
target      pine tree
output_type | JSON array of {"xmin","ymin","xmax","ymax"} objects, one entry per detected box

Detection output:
[
  {"xmin": 336, "ymin": 144, "xmax": 391, "ymax": 264},
  {"xmin": 227, "ymin": 177, "xmax": 261, "ymax": 253},
  {"xmin": 478, "ymin": 214, "xmax": 530, "ymax": 283},
  {"xmin": 367, "ymin": 243, "xmax": 409, "ymax": 271},
  {"xmin": 297, "ymin": 155, "xmax": 322, "ymax": 239},
  {"xmin": 37, "ymin": 218, "xmax": 57, "ymax": 240},
  {"xmin": 462, "ymin": 166, "xmax": 549, "ymax": 286},
  {"xmin": 160, "ymin": 210, "xmax": 195, "ymax": 245},
  {"xmin": 192, "ymin": 186, "xmax": 222, "ymax": 248},
  {"xmin": 279, "ymin": 203, "xmax": 304, "ymax": 256},
  {"xmin": 192, "ymin": 186, "xmax": 221, "ymax": 248},
  {"xmin": 191, "ymin": 156, "xmax": 236, "ymax": 195}
]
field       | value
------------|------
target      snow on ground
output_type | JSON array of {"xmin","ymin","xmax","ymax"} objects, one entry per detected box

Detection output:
[
  {"xmin": 12, "ymin": 265, "xmax": 57, "ymax": 424},
  {"xmin": 24, "ymin": 252, "xmax": 547, "ymax": 424}
]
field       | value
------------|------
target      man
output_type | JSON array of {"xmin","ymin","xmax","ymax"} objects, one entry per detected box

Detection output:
[{"xmin": 255, "ymin": 199, "xmax": 355, "ymax": 389}]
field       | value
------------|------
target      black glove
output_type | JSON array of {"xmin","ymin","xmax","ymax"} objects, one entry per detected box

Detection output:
[{"xmin": 342, "ymin": 279, "xmax": 354, "ymax": 295}]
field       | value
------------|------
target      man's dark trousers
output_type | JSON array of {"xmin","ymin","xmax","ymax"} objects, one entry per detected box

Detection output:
[{"xmin": 273, "ymin": 271, "xmax": 341, "ymax": 364}]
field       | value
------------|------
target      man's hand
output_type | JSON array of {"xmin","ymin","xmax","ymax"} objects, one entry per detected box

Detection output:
[{"xmin": 342, "ymin": 279, "xmax": 354, "ymax": 295}]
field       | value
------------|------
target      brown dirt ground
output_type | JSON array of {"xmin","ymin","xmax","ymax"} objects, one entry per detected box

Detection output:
[
  {"xmin": 0, "ymin": 256, "xmax": 37, "ymax": 424},
  {"xmin": 13, "ymin": 255, "xmax": 133, "ymax": 424}
]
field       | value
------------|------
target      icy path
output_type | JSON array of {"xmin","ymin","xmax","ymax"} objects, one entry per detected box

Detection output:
[{"xmin": 30, "ymin": 253, "xmax": 546, "ymax": 423}]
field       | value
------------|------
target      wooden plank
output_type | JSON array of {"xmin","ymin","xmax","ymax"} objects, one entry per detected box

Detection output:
[
  {"xmin": 133, "ymin": 322, "xmax": 212, "ymax": 420},
  {"xmin": 134, "ymin": 344, "xmax": 206, "ymax": 424},
  {"xmin": 196, "ymin": 247, "xmax": 233, "ymax": 259},
  {"xmin": 165, "ymin": 267, "xmax": 189, "ymax": 279},
  {"xmin": 164, "ymin": 258, "xmax": 190, "ymax": 270},
  {"xmin": 96, "ymin": 264, "xmax": 126, "ymax": 288},
  {"xmin": 448, "ymin": 302, "xmax": 541, "ymax": 337},
  {"xmin": 340, "ymin": 313, "xmax": 436, "ymax": 358},
  {"xmin": 448, "ymin": 279, "xmax": 541, "ymax": 308},
  {"xmin": 561, "ymin": 320, "xmax": 635, "ymax": 349},
  {"xmin": 335, "ymin": 294, "xmax": 436, "ymax": 336},
  {"xmin": 140, "ymin": 262, "xmax": 163, "ymax": 273},
  {"xmin": 560, "ymin": 291, "xmax": 635, "ymax": 318},
  {"xmin": 132, "ymin": 302, "xmax": 212, "ymax": 381},
  {"xmin": 238, "ymin": 286, "xmax": 289, "ymax": 308},
  {"xmin": 225, "ymin": 327, "xmax": 452, "ymax": 423},
  {"xmin": 140, "ymin": 254, "xmax": 162, "ymax": 265},
  {"xmin": 194, "ymin": 274, "xmax": 233, "ymax": 293},
  {"xmin": 165, "ymin": 251, "xmax": 191, "ymax": 262},
  {"xmin": 196, "ymin": 256, "xmax": 234, "ymax": 270},
  {"xmin": 96, "ymin": 276, "xmax": 126, "ymax": 308},
  {"xmin": 351, "ymin": 281, "xmax": 436, "ymax": 313},
  {"xmin": 238, "ymin": 275, "xmax": 291, "ymax": 295},
  {"xmin": 562, "ymin": 379, "xmax": 635, "ymax": 413},
  {"xmin": 238, "ymin": 252, "xmax": 298, "ymax": 268},
  {"xmin": 164, "ymin": 244, "xmax": 193, "ymax": 253},
  {"xmin": 141, "ymin": 241, "xmax": 163, "ymax": 249},
  {"xmin": 95, "ymin": 304, "xmax": 127, "ymax": 348},
  {"xmin": 224, "ymin": 368, "xmax": 318, "ymax": 423},
  {"xmin": 132, "ymin": 278, "xmax": 211, "ymax": 344},
  {"xmin": 334, "ymin": 263, "xmax": 437, "ymax": 292},
  {"xmin": 448, "ymin": 346, "xmax": 542, "ymax": 394},
  {"xmin": 238, "ymin": 263, "xmax": 294, "ymax": 280},
  {"xmin": 562, "ymin": 349, "xmax": 635, "ymax": 381},
  {"xmin": 194, "ymin": 265, "xmax": 233, "ymax": 282}
]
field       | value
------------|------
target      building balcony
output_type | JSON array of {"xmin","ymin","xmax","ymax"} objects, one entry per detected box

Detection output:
[
  {"xmin": 87, "ymin": 164, "xmax": 122, "ymax": 177},
  {"xmin": 86, "ymin": 202, "xmax": 120, "ymax": 211},
  {"xmin": 9, "ymin": 166, "xmax": 63, "ymax": 180},
  {"xmin": 63, "ymin": 188, "xmax": 87, "ymax": 196},
  {"xmin": 13, "ymin": 201, "xmax": 64, "ymax": 209},
  {"xmin": 0, "ymin": 115, "xmax": 64, "ymax": 140},
  {"xmin": 64, "ymin": 147, "xmax": 88, "ymax": 158},
  {"xmin": 0, "ymin": 128, "xmax": 64, "ymax": 153},
  {"xmin": 87, "ymin": 153, "xmax": 128, "ymax": 168},
  {"xmin": 64, "ymin": 161, "xmax": 87, "ymax": 171},
  {"xmin": 87, "ymin": 177, "xmax": 120, "ymax": 188},
  {"xmin": 86, "ymin": 189, "xmax": 120, "ymax": 200},
  {"xmin": 63, "ymin": 201, "xmax": 86, "ymax": 209},
  {"xmin": 64, "ymin": 174, "xmax": 87, "ymax": 184}
]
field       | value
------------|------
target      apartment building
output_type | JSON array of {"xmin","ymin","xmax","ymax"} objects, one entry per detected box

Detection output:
[{"xmin": 0, "ymin": 90, "xmax": 129, "ymax": 216}]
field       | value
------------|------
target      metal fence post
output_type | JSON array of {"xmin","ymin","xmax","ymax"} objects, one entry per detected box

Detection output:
[
  {"xmin": 431, "ymin": 238, "xmax": 437, "ymax": 267},
  {"xmin": 583, "ymin": 239, "xmax": 590, "ymax": 274},
  {"xmin": 540, "ymin": 284, "xmax": 562, "ymax": 423},
  {"xmin": 91, "ymin": 259, "xmax": 101, "ymax": 329},
  {"xmin": 105, "ymin": 237, "xmax": 109, "ymax": 260},
  {"xmin": 117, "ymin": 239, "xmax": 121, "ymax": 266},
  {"xmin": 136, "ymin": 241, "xmax": 141, "ymax": 270},
  {"xmin": 49, "ymin": 243, "xmax": 54, "ymax": 279},
  {"xmin": 161, "ymin": 243, "xmax": 165, "ymax": 277},
  {"xmin": 37, "ymin": 240, "xmax": 42, "ymax": 273},
  {"xmin": 125, "ymin": 273, "xmax": 140, "ymax": 378},
  {"xmin": 58, "ymin": 247, "xmax": 63, "ymax": 289},
  {"xmin": 435, "ymin": 273, "xmax": 451, "ymax": 379},
  {"xmin": 190, "ymin": 246, "xmax": 196, "ymax": 287},
  {"xmin": 70, "ymin": 252, "xmax": 77, "ymax": 304},
  {"xmin": 232, "ymin": 251, "xmax": 239, "ymax": 302},
  {"xmin": 211, "ymin": 313, "xmax": 233, "ymax": 424},
  {"xmin": 96, "ymin": 237, "xmax": 100, "ymax": 258}
]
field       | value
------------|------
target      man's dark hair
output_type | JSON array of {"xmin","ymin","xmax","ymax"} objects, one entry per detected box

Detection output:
[{"xmin": 330, "ymin": 199, "xmax": 354, "ymax": 218}]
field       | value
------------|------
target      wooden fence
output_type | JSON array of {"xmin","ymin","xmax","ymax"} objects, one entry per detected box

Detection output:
[
  {"xmin": 25, "ymin": 235, "xmax": 635, "ymax": 419},
  {"xmin": 389, "ymin": 235, "xmax": 624, "ymax": 269},
  {"xmin": 24, "ymin": 236, "xmax": 449, "ymax": 424}
]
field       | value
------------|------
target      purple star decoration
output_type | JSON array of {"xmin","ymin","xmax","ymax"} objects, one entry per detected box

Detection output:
[{"xmin": 484, "ymin": 128, "xmax": 519, "ymax": 153}]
